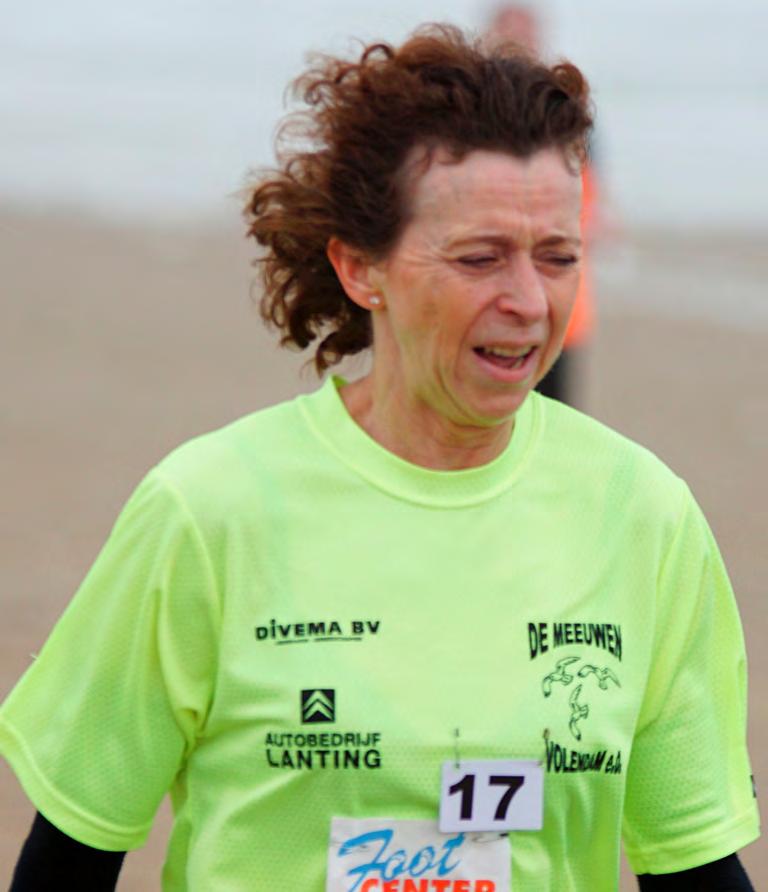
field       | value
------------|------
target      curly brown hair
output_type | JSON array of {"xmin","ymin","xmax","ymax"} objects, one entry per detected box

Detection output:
[{"xmin": 245, "ymin": 24, "xmax": 592, "ymax": 372}]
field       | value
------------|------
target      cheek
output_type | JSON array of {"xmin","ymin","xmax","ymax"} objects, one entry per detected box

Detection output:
[
  {"xmin": 386, "ymin": 271, "xmax": 479, "ymax": 362},
  {"xmin": 392, "ymin": 286, "xmax": 444, "ymax": 344},
  {"xmin": 399, "ymin": 311, "xmax": 466, "ymax": 375},
  {"xmin": 551, "ymin": 278, "xmax": 579, "ymax": 325}
]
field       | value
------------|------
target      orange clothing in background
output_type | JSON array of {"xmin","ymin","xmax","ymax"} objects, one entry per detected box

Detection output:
[{"xmin": 564, "ymin": 165, "xmax": 598, "ymax": 349}]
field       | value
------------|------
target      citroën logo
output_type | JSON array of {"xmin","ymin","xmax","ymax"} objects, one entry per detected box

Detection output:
[{"xmin": 301, "ymin": 689, "xmax": 336, "ymax": 724}]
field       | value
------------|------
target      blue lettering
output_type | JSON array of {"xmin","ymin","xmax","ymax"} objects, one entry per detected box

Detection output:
[
  {"xmin": 437, "ymin": 834, "xmax": 464, "ymax": 875},
  {"xmin": 408, "ymin": 845, "xmax": 436, "ymax": 877},
  {"xmin": 339, "ymin": 830, "xmax": 393, "ymax": 892},
  {"xmin": 337, "ymin": 828, "xmax": 465, "ymax": 891},
  {"xmin": 383, "ymin": 848, "xmax": 407, "ymax": 880}
]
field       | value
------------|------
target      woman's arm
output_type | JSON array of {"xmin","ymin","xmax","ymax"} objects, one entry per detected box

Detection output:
[
  {"xmin": 10, "ymin": 812, "xmax": 126, "ymax": 891},
  {"xmin": 637, "ymin": 853, "xmax": 753, "ymax": 891}
]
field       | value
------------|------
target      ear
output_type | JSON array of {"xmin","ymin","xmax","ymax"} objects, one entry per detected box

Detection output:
[{"xmin": 326, "ymin": 237, "xmax": 383, "ymax": 311}]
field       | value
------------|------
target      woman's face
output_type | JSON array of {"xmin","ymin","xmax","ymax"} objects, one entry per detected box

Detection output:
[{"xmin": 367, "ymin": 147, "xmax": 583, "ymax": 431}]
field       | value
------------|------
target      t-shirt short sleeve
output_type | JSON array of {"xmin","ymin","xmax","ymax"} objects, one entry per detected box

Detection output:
[
  {"xmin": 0, "ymin": 470, "xmax": 221, "ymax": 851},
  {"xmin": 622, "ymin": 486, "xmax": 760, "ymax": 874}
]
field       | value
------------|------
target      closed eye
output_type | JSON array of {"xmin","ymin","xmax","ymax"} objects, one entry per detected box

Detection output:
[
  {"xmin": 544, "ymin": 254, "xmax": 579, "ymax": 267},
  {"xmin": 457, "ymin": 255, "xmax": 498, "ymax": 268}
]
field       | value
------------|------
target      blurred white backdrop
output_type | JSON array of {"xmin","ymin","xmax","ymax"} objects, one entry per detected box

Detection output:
[{"xmin": 2, "ymin": 0, "xmax": 767, "ymax": 227}]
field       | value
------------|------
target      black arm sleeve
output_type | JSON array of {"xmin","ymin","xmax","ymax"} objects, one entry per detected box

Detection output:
[
  {"xmin": 10, "ymin": 811, "xmax": 126, "ymax": 892},
  {"xmin": 637, "ymin": 853, "xmax": 753, "ymax": 891}
]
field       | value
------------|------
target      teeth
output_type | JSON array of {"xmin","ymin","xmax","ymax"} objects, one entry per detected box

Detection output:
[{"xmin": 483, "ymin": 346, "xmax": 531, "ymax": 358}]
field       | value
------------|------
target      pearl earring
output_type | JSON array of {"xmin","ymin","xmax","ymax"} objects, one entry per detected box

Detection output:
[{"xmin": 369, "ymin": 295, "xmax": 382, "ymax": 307}]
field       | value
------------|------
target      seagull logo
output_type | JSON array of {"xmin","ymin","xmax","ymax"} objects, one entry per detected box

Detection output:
[
  {"xmin": 568, "ymin": 685, "xmax": 590, "ymax": 741},
  {"xmin": 301, "ymin": 689, "xmax": 336, "ymax": 724},
  {"xmin": 577, "ymin": 664, "xmax": 621, "ymax": 690},
  {"xmin": 542, "ymin": 657, "xmax": 580, "ymax": 697},
  {"xmin": 541, "ymin": 658, "xmax": 621, "ymax": 741}
]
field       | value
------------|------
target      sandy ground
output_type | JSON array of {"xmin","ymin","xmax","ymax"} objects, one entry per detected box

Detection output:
[{"xmin": 1, "ymin": 210, "xmax": 765, "ymax": 888}]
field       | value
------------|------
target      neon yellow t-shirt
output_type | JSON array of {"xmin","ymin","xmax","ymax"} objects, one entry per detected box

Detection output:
[{"xmin": 0, "ymin": 380, "xmax": 759, "ymax": 890}]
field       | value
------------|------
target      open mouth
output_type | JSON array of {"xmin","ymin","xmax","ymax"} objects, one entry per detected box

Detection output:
[{"xmin": 473, "ymin": 345, "xmax": 536, "ymax": 370}]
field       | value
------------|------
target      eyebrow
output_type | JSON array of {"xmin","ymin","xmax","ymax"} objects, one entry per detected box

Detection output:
[
  {"xmin": 538, "ymin": 235, "xmax": 582, "ymax": 249},
  {"xmin": 447, "ymin": 233, "xmax": 582, "ymax": 250}
]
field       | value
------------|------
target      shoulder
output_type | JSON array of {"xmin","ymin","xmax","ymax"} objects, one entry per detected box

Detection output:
[
  {"xmin": 535, "ymin": 393, "xmax": 685, "ymax": 489},
  {"xmin": 139, "ymin": 395, "xmax": 311, "ymax": 527},
  {"xmin": 159, "ymin": 397, "xmax": 302, "ymax": 478},
  {"xmin": 531, "ymin": 393, "xmax": 692, "ymax": 527}
]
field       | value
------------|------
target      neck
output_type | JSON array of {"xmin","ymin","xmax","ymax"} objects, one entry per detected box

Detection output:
[{"xmin": 340, "ymin": 375, "xmax": 515, "ymax": 471}]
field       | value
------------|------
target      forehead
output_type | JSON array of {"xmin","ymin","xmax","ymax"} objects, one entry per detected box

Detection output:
[{"xmin": 400, "ymin": 147, "xmax": 582, "ymax": 236}]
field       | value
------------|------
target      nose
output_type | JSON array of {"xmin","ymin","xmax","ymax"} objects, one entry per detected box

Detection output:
[{"xmin": 494, "ymin": 255, "xmax": 548, "ymax": 324}]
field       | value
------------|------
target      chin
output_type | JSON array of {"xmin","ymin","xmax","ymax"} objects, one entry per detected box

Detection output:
[{"xmin": 464, "ymin": 390, "xmax": 532, "ymax": 427}]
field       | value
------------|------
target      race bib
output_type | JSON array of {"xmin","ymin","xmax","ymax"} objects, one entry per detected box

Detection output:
[
  {"xmin": 439, "ymin": 760, "xmax": 543, "ymax": 833},
  {"xmin": 327, "ymin": 817, "xmax": 511, "ymax": 892}
]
